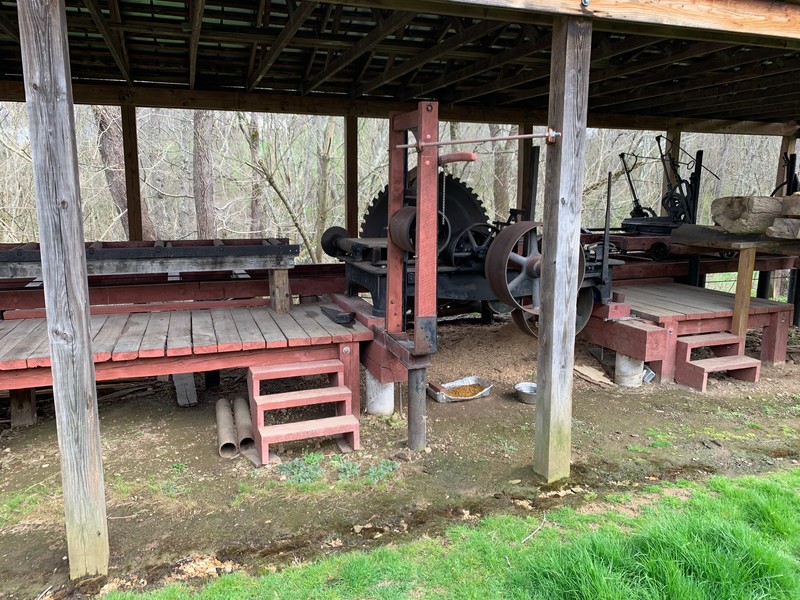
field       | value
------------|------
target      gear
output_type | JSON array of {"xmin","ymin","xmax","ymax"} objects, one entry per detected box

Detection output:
[{"xmin": 360, "ymin": 170, "xmax": 489, "ymax": 244}]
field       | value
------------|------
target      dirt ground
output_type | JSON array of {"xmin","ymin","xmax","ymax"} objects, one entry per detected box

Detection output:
[{"xmin": 1, "ymin": 318, "xmax": 800, "ymax": 598}]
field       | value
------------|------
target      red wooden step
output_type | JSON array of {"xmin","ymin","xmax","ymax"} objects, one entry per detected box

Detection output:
[
  {"xmin": 675, "ymin": 354, "xmax": 760, "ymax": 392},
  {"xmin": 676, "ymin": 332, "xmax": 743, "ymax": 363},
  {"xmin": 253, "ymin": 386, "xmax": 351, "ymax": 412},
  {"xmin": 257, "ymin": 415, "xmax": 360, "ymax": 462},
  {"xmin": 249, "ymin": 359, "xmax": 344, "ymax": 381}
]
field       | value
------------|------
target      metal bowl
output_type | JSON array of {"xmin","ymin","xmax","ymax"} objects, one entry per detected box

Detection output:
[{"xmin": 514, "ymin": 381, "xmax": 537, "ymax": 404}]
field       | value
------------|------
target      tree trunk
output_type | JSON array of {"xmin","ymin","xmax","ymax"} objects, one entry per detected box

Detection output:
[
  {"xmin": 92, "ymin": 106, "xmax": 156, "ymax": 240},
  {"xmin": 488, "ymin": 123, "xmax": 513, "ymax": 221},
  {"xmin": 313, "ymin": 116, "xmax": 337, "ymax": 262},
  {"xmin": 711, "ymin": 195, "xmax": 784, "ymax": 233},
  {"xmin": 243, "ymin": 113, "xmax": 270, "ymax": 238},
  {"xmin": 193, "ymin": 110, "xmax": 216, "ymax": 239}
]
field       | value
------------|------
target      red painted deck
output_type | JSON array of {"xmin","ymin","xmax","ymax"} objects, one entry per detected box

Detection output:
[
  {"xmin": 581, "ymin": 283, "xmax": 793, "ymax": 385},
  {"xmin": 0, "ymin": 303, "xmax": 372, "ymax": 390}
]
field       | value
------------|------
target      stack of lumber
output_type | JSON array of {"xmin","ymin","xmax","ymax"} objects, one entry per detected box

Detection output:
[{"xmin": 710, "ymin": 194, "xmax": 800, "ymax": 238}]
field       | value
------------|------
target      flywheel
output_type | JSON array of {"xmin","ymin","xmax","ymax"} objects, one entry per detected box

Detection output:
[
  {"xmin": 360, "ymin": 169, "xmax": 489, "ymax": 245},
  {"xmin": 484, "ymin": 220, "xmax": 592, "ymax": 336}
]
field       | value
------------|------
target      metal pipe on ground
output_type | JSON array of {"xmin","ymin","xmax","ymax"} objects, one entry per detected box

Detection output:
[
  {"xmin": 232, "ymin": 396, "xmax": 255, "ymax": 452},
  {"xmin": 215, "ymin": 398, "xmax": 239, "ymax": 458}
]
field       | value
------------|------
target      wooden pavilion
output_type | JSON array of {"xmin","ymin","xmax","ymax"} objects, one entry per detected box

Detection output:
[{"xmin": 1, "ymin": 0, "xmax": 799, "ymax": 580}]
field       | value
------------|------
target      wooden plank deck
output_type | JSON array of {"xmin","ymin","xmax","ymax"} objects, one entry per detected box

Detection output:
[
  {"xmin": 615, "ymin": 283, "xmax": 792, "ymax": 324},
  {"xmin": 0, "ymin": 304, "xmax": 373, "ymax": 387}
]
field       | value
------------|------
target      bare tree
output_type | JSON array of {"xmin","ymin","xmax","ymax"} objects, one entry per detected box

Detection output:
[
  {"xmin": 193, "ymin": 110, "xmax": 217, "ymax": 238},
  {"xmin": 92, "ymin": 105, "xmax": 156, "ymax": 240}
]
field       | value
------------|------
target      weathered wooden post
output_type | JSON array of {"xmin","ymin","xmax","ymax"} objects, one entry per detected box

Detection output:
[
  {"xmin": 17, "ymin": 0, "xmax": 109, "ymax": 579},
  {"xmin": 535, "ymin": 16, "xmax": 592, "ymax": 483},
  {"xmin": 345, "ymin": 114, "xmax": 360, "ymax": 236},
  {"xmin": 121, "ymin": 104, "xmax": 143, "ymax": 241}
]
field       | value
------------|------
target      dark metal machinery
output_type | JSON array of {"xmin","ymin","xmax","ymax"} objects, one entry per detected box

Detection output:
[{"xmin": 323, "ymin": 145, "xmax": 621, "ymax": 337}]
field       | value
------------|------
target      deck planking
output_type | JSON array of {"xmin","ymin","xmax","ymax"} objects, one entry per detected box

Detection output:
[
  {"xmin": 0, "ymin": 303, "xmax": 372, "ymax": 373},
  {"xmin": 616, "ymin": 283, "xmax": 792, "ymax": 323}
]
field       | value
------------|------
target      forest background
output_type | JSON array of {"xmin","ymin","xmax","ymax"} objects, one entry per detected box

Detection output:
[{"xmin": 0, "ymin": 104, "xmax": 785, "ymax": 288}]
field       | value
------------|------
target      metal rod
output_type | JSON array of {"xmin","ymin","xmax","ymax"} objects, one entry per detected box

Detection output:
[
  {"xmin": 407, "ymin": 368, "xmax": 427, "ymax": 451},
  {"xmin": 602, "ymin": 171, "xmax": 612, "ymax": 288},
  {"xmin": 396, "ymin": 129, "xmax": 560, "ymax": 150}
]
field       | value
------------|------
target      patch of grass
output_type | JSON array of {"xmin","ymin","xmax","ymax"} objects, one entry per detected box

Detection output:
[
  {"xmin": 230, "ymin": 482, "xmax": 255, "ymax": 507},
  {"xmin": 606, "ymin": 492, "xmax": 633, "ymax": 503},
  {"xmin": 301, "ymin": 451, "xmax": 324, "ymax": 466},
  {"xmin": 364, "ymin": 460, "xmax": 399, "ymax": 485},
  {"xmin": 648, "ymin": 440, "xmax": 673, "ymax": 448},
  {"xmin": 170, "ymin": 462, "xmax": 188, "ymax": 473},
  {"xmin": 104, "ymin": 470, "xmax": 800, "ymax": 600},
  {"xmin": 746, "ymin": 422, "xmax": 764, "ymax": 430},
  {"xmin": 762, "ymin": 405, "xmax": 776, "ymax": 415},
  {"xmin": 0, "ymin": 485, "xmax": 48, "ymax": 527},
  {"xmin": 626, "ymin": 445, "xmax": 651, "ymax": 454},
  {"xmin": 715, "ymin": 407, "xmax": 746, "ymax": 420},
  {"xmin": 275, "ymin": 458, "xmax": 324, "ymax": 485},
  {"xmin": 110, "ymin": 475, "xmax": 133, "ymax": 498},
  {"xmin": 780, "ymin": 425, "xmax": 798, "ymax": 436}
]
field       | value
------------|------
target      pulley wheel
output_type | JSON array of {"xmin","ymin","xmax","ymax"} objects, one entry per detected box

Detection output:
[
  {"xmin": 445, "ymin": 223, "xmax": 498, "ymax": 267},
  {"xmin": 388, "ymin": 206, "xmax": 451, "ymax": 254},
  {"xmin": 321, "ymin": 226, "xmax": 350, "ymax": 258},
  {"xmin": 485, "ymin": 221, "xmax": 544, "ymax": 313},
  {"xmin": 511, "ymin": 286, "xmax": 596, "ymax": 337}
]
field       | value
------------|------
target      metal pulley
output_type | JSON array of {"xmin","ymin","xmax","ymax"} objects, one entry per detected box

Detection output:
[{"xmin": 388, "ymin": 206, "xmax": 451, "ymax": 254}]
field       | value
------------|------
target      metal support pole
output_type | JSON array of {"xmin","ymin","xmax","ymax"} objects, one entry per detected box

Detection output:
[{"xmin": 407, "ymin": 368, "xmax": 427, "ymax": 450}]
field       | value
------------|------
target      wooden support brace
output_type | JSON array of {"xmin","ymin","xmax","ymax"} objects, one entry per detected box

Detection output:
[
  {"xmin": 269, "ymin": 269, "xmax": 291, "ymax": 313},
  {"xmin": 731, "ymin": 247, "xmax": 756, "ymax": 338},
  {"xmin": 9, "ymin": 387, "xmax": 36, "ymax": 426}
]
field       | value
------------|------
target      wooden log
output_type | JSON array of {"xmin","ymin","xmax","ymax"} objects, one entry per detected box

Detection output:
[
  {"xmin": 781, "ymin": 195, "xmax": 800, "ymax": 218},
  {"xmin": 268, "ymin": 268, "xmax": 291, "ymax": 313},
  {"xmin": 710, "ymin": 195, "xmax": 784, "ymax": 233},
  {"xmin": 17, "ymin": 0, "xmax": 109, "ymax": 579},
  {"xmin": 535, "ymin": 16, "xmax": 592, "ymax": 484},
  {"xmin": 766, "ymin": 218, "xmax": 800, "ymax": 239}
]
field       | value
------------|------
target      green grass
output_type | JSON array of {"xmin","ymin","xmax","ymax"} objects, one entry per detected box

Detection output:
[
  {"xmin": 107, "ymin": 470, "xmax": 800, "ymax": 600},
  {"xmin": 0, "ymin": 484, "xmax": 50, "ymax": 527}
]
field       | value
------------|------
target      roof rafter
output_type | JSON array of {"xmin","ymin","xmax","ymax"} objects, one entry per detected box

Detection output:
[
  {"xmin": 188, "ymin": 0, "xmax": 206, "ymax": 89},
  {"xmin": 0, "ymin": 12, "xmax": 19, "ymax": 42},
  {"xmin": 248, "ymin": 0, "xmax": 317, "ymax": 91},
  {"xmin": 83, "ymin": 0, "xmax": 132, "ymax": 84},
  {"xmin": 408, "ymin": 31, "xmax": 553, "ymax": 100},
  {"xmin": 355, "ymin": 19, "xmax": 503, "ymax": 96},
  {"xmin": 303, "ymin": 10, "xmax": 415, "ymax": 95},
  {"xmin": 246, "ymin": 0, "xmax": 270, "ymax": 80}
]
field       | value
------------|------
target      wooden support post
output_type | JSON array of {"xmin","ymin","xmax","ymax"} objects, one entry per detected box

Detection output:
[
  {"xmin": 9, "ymin": 388, "xmax": 36, "ymax": 426},
  {"xmin": 17, "ymin": 0, "xmax": 109, "ymax": 579},
  {"xmin": 535, "ymin": 17, "xmax": 592, "ymax": 483},
  {"xmin": 731, "ymin": 247, "xmax": 756, "ymax": 338},
  {"xmin": 774, "ymin": 136, "xmax": 797, "ymax": 301},
  {"xmin": 345, "ymin": 115, "xmax": 359, "ymax": 236},
  {"xmin": 121, "ymin": 105, "xmax": 143, "ymax": 241},
  {"xmin": 268, "ymin": 269, "xmax": 291, "ymax": 313},
  {"xmin": 516, "ymin": 123, "xmax": 533, "ymax": 212},
  {"xmin": 661, "ymin": 129, "xmax": 681, "ymax": 217},
  {"xmin": 775, "ymin": 135, "xmax": 797, "ymax": 191}
]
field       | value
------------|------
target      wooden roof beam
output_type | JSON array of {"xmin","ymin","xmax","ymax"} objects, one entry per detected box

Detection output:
[
  {"xmin": 248, "ymin": 1, "xmax": 316, "ymax": 91},
  {"xmin": 0, "ymin": 80, "xmax": 795, "ymax": 137},
  {"xmin": 246, "ymin": 0, "xmax": 270, "ymax": 80},
  {"xmin": 636, "ymin": 75, "xmax": 800, "ymax": 117},
  {"xmin": 408, "ymin": 30, "xmax": 552, "ymax": 100},
  {"xmin": 188, "ymin": 0, "xmax": 206, "ymax": 89},
  {"xmin": 83, "ymin": 0, "xmax": 132, "ymax": 84},
  {"xmin": 303, "ymin": 10, "xmax": 415, "ymax": 95},
  {"xmin": 595, "ymin": 58, "xmax": 800, "ymax": 113},
  {"xmin": 460, "ymin": 33, "xmax": 658, "ymax": 103},
  {"xmin": 589, "ymin": 47, "xmax": 793, "ymax": 109},
  {"xmin": 321, "ymin": 0, "xmax": 800, "ymax": 48},
  {"xmin": 355, "ymin": 19, "xmax": 504, "ymax": 96}
]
